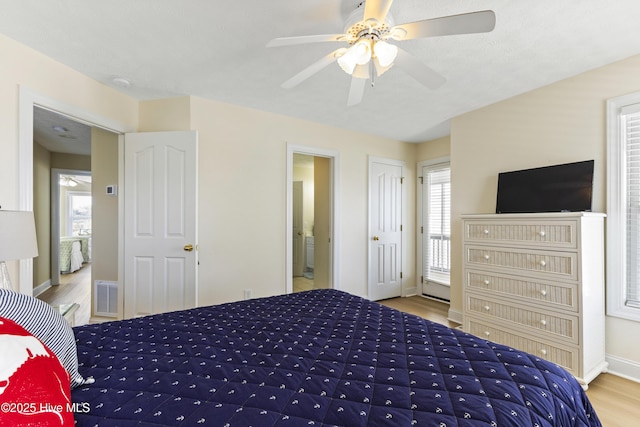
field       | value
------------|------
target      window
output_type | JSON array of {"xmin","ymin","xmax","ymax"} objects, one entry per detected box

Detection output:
[
  {"xmin": 420, "ymin": 161, "xmax": 451, "ymax": 286},
  {"xmin": 68, "ymin": 192, "xmax": 92, "ymax": 236},
  {"xmin": 607, "ymin": 92, "xmax": 640, "ymax": 321}
]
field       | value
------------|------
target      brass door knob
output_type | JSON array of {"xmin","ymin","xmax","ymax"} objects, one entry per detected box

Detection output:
[
  {"xmin": 184, "ymin": 244, "xmax": 194, "ymax": 252},
  {"xmin": 373, "ymin": 236, "xmax": 380, "ymax": 241}
]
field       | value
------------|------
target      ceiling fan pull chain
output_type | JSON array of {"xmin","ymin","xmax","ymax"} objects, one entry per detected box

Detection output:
[{"xmin": 370, "ymin": 60, "xmax": 375, "ymax": 87}]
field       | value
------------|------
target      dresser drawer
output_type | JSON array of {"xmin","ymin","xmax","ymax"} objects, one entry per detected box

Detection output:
[
  {"xmin": 466, "ymin": 295, "xmax": 579, "ymax": 344},
  {"xmin": 465, "ymin": 245, "xmax": 578, "ymax": 282},
  {"xmin": 465, "ymin": 270, "xmax": 578, "ymax": 312},
  {"xmin": 465, "ymin": 317, "xmax": 579, "ymax": 373},
  {"xmin": 464, "ymin": 220, "xmax": 577, "ymax": 249}
]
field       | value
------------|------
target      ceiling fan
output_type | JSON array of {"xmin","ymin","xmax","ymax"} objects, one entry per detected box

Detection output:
[{"xmin": 267, "ymin": 0, "xmax": 495, "ymax": 106}]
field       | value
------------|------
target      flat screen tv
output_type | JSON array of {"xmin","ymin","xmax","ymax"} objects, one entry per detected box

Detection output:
[{"xmin": 495, "ymin": 160, "xmax": 594, "ymax": 214}]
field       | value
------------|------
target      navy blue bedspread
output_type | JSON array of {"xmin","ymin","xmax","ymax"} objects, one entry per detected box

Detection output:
[{"xmin": 72, "ymin": 289, "xmax": 601, "ymax": 426}]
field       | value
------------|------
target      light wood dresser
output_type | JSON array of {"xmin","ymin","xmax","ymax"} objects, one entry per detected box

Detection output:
[{"xmin": 462, "ymin": 212, "xmax": 607, "ymax": 389}]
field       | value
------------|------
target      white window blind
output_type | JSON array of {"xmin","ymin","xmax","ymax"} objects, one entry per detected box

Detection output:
[
  {"xmin": 624, "ymin": 108, "xmax": 640, "ymax": 306},
  {"xmin": 423, "ymin": 164, "xmax": 451, "ymax": 285}
]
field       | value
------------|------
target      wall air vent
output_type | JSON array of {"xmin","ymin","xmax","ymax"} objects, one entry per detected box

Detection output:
[{"xmin": 95, "ymin": 280, "xmax": 118, "ymax": 317}]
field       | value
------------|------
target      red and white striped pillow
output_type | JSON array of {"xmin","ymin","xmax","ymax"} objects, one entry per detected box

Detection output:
[{"xmin": 0, "ymin": 289, "xmax": 92, "ymax": 388}]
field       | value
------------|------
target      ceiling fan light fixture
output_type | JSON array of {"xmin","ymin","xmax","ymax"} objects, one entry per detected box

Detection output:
[
  {"xmin": 267, "ymin": 2, "xmax": 496, "ymax": 100},
  {"xmin": 337, "ymin": 39, "xmax": 372, "ymax": 75},
  {"xmin": 389, "ymin": 27, "xmax": 407, "ymax": 41},
  {"xmin": 373, "ymin": 40, "xmax": 398, "ymax": 67},
  {"xmin": 337, "ymin": 54, "xmax": 356, "ymax": 75},
  {"xmin": 59, "ymin": 176, "xmax": 78, "ymax": 187}
]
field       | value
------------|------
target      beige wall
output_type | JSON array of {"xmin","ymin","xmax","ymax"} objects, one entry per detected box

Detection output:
[
  {"xmin": 450, "ymin": 54, "xmax": 640, "ymax": 370},
  {"xmin": 139, "ymin": 97, "xmax": 191, "ymax": 132},
  {"xmin": 416, "ymin": 135, "xmax": 450, "ymax": 162},
  {"xmin": 51, "ymin": 152, "xmax": 91, "ymax": 171},
  {"xmin": 90, "ymin": 127, "xmax": 120, "ymax": 317},
  {"xmin": 188, "ymin": 96, "xmax": 417, "ymax": 305}
]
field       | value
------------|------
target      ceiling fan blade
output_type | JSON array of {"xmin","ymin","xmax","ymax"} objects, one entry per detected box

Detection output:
[
  {"xmin": 363, "ymin": 0, "xmax": 394, "ymax": 23},
  {"xmin": 394, "ymin": 48, "xmax": 446, "ymax": 89},
  {"xmin": 266, "ymin": 34, "xmax": 347, "ymax": 47},
  {"xmin": 347, "ymin": 75, "xmax": 367, "ymax": 107},
  {"xmin": 281, "ymin": 49, "xmax": 343, "ymax": 89},
  {"xmin": 391, "ymin": 10, "xmax": 495, "ymax": 41}
]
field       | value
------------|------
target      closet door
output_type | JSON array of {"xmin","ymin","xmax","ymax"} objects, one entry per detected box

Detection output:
[{"xmin": 369, "ymin": 158, "xmax": 404, "ymax": 301}]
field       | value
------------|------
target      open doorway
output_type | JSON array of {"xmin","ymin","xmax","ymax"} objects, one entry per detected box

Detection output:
[
  {"xmin": 292, "ymin": 154, "xmax": 329, "ymax": 292},
  {"xmin": 286, "ymin": 145, "xmax": 340, "ymax": 294},
  {"xmin": 30, "ymin": 105, "xmax": 120, "ymax": 326},
  {"xmin": 32, "ymin": 107, "xmax": 94, "ymax": 325}
]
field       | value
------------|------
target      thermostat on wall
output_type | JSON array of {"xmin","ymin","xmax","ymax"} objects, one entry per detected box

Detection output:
[{"xmin": 106, "ymin": 185, "xmax": 118, "ymax": 196}]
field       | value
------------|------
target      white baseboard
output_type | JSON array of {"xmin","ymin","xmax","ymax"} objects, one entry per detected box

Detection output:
[
  {"xmin": 448, "ymin": 307, "xmax": 463, "ymax": 325},
  {"xmin": 605, "ymin": 354, "xmax": 640, "ymax": 383},
  {"xmin": 33, "ymin": 279, "xmax": 51, "ymax": 297},
  {"xmin": 404, "ymin": 286, "xmax": 418, "ymax": 297}
]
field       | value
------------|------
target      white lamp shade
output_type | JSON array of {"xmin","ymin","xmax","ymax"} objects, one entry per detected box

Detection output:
[
  {"xmin": 0, "ymin": 210, "xmax": 38, "ymax": 261},
  {"xmin": 337, "ymin": 40, "xmax": 372, "ymax": 75},
  {"xmin": 373, "ymin": 41, "xmax": 398, "ymax": 68}
]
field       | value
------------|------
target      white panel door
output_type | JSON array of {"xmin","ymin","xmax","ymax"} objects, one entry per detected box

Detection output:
[
  {"xmin": 369, "ymin": 159, "xmax": 404, "ymax": 301},
  {"xmin": 124, "ymin": 131, "xmax": 197, "ymax": 318}
]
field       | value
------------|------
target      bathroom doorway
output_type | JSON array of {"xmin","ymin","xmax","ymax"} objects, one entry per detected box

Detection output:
[{"xmin": 286, "ymin": 145, "xmax": 339, "ymax": 294}]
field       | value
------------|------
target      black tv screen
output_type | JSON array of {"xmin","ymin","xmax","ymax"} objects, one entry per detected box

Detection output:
[{"xmin": 495, "ymin": 160, "xmax": 594, "ymax": 214}]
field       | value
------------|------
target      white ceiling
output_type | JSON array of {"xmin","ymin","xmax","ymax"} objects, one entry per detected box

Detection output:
[{"xmin": 4, "ymin": 0, "xmax": 640, "ymax": 143}]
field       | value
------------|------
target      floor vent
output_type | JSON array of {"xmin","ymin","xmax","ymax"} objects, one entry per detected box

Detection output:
[{"xmin": 95, "ymin": 280, "xmax": 118, "ymax": 317}]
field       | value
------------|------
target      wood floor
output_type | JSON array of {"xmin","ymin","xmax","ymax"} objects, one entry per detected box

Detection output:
[
  {"xmin": 293, "ymin": 276, "xmax": 314, "ymax": 293},
  {"xmin": 37, "ymin": 263, "xmax": 91, "ymax": 326},
  {"xmin": 378, "ymin": 295, "xmax": 640, "ymax": 427}
]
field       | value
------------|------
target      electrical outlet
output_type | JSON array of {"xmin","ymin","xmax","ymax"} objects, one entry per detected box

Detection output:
[{"xmin": 244, "ymin": 289, "xmax": 252, "ymax": 300}]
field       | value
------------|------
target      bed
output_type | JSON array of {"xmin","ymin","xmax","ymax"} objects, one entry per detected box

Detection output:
[
  {"xmin": 69, "ymin": 289, "xmax": 601, "ymax": 426},
  {"xmin": 60, "ymin": 236, "xmax": 91, "ymax": 273}
]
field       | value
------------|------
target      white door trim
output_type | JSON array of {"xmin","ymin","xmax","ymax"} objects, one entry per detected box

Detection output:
[
  {"xmin": 368, "ymin": 156, "xmax": 407, "ymax": 299},
  {"xmin": 286, "ymin": 144, "xmax": 340, "ymax": 294},
  {"xmin": 18, "ymin": 85, "xmax": 131, "ymax": 296}
]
